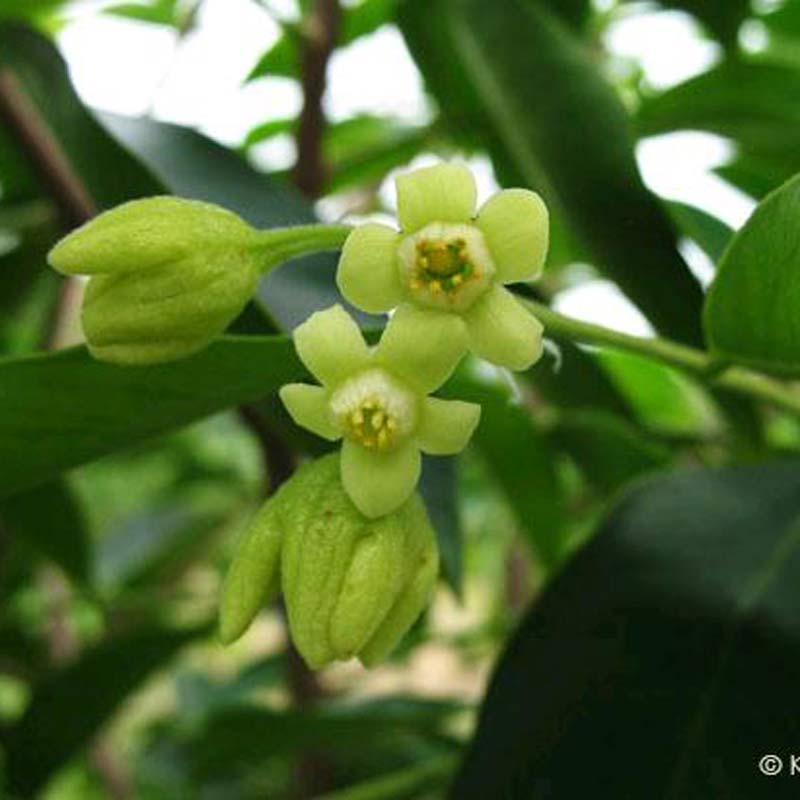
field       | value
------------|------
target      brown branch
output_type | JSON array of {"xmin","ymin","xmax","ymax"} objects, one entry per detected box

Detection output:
[
  {"xmin": 0, "ymin": 68, "xmax": 96, "ymax": 349},
  {"xmin": 0, "ymin": 69, "xmax": 96, "ymax": 228},
  {"xmin": 292, "ymin": 0, "xmax": 342, "ymax": 197}
]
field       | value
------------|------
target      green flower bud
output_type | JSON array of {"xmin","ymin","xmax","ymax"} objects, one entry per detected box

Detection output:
[
  {"xmin": 48, "ymin": 197, "xmax": 260, "ymax": 364},
  {"xmin": 219, "ymin": 454, "xmax": 439, "ymax": 669}
]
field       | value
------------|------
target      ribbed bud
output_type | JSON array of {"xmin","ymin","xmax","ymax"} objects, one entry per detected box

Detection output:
[
  {"xmin": 48, "ymin": 197, "xmax": 259, "ymax": 364},
  {"xmin": 218, "ymin": 454, "xmax": 439, "ymax": 669}
]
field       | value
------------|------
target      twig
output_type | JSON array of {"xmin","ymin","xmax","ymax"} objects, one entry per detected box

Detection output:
[
  {"xmin": 0, "ymin": 68, "xmax": 96, "ymax": 349},
  {"xmin": 292, "ymin": 0, "xmax": 342, "ymax": 196},
  {"xmin": 0, "ymin": 69, "xmax": 96, "ymax": 228},
  {"xmin": 522, "ymin": 298, "xmax": 800, "ymax": 418}
]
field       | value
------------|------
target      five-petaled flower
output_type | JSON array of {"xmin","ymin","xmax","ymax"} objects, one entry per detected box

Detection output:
[
  {"xmin": 336, "ymin": 162, "xmax": 549, "ymax": 371},
  {"xmin": 279, "ymin": 304, "xmax": 481, "ymax": 518}
]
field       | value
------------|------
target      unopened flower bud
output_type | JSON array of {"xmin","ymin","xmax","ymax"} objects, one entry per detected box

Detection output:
[
  {"xmin": 219, "ymin": 454, "xmax": 439, "ymax": 669},
  {"xmin": 48, "ymin": 197, "xmax": 260, "ymax": 364}
]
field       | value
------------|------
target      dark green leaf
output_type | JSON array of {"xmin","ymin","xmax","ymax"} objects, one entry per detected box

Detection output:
[
  {"xmin": 246, "ymin": 26, "xmax": 299, "ymax": 80},
  {"xmin": 317, "ymin": 755, "xmax": 456, "ymax": 800},
  {"xmin": 106, "ymin": 0, "xmax": 198, "ymax": 28},
  {"xmin": 656, "ymin": 0, "xmax": 749, "ymax": 46},
  {"xmin": 454, "ymin": 459, "xmax": 800, "ymax": 798},
  {"xmin": 0, "ymin": 335, "xmax": 304, "ymax": 500},
  {"xmin": 550, "ymin": 410, "xmax": 671, "ymax": 494},
  {"xmin": 705, "ymin": 172, "xmax": 800, "ymax": 375},
  {"xmin": 192, "ymin": 696, "xmax": 463, "ymax": 777},
  {"xmin": 2, "ymin": 622, "xmax": 208, "ymax": 796},
  {"xmin": 638, "ymin": 61, "xmax": 800, "ymax": 172},
  {"xmin": 451, "ymin": 374, "xmax": 566, "ymax": 568},
  {"xmin": 525, "ymin": 333, "xmax": 634, "ymax": 418},
  {"xmin": 400, "ymin": 0, "xmax": 704, "ymax": 344},
  {"xmin": 0, "ymin": 0, "xmax": 65, "ymax": 21},
  {"xmin": 667, "ymin": 201, "xmax": 733, "ymax": 264},
  {"xmin": 0, "ymin": 479, "xmax": 91, "ymax": 585},
  {"xmin": 716, "ymin": 147, "xmax": 800, "ymax": 200}
]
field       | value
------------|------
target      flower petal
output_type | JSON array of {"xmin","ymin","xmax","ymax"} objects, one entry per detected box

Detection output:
[
  {"xmin": 476, "ymin": 189, "xmax": 549, "ymax": 283},
  {"xmin": 293, "ymin": 305, "xmax": 370, "ymax": 387},
  {"xmin": 375, "ymin": 304, "xmax": 468, "ymax": 394},
  {"xmin": 395, "ymin": 162, "xmax": 477, "ymax": 234},
  {"xmin": 465, "ymin": 285, "xmax": 544, "ymax": 370},
  {"xmin": 336, "ymin": 223, "xmax": 403, "ymax": 313},
  {"xmin": 340, "ymin": 439, "xmax": 421, "ymax": 518},
  {"xmin": 279, "ymin": 383, "xmax": 340, "ymax": 441},
  {"xmin": 417, "ymin": 397, "xmax": 481, "ymax": 455}
]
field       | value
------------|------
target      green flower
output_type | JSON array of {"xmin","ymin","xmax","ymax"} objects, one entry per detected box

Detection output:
[
  {"xmin": 336, "ymin": 162, "xmax": 549, "ymax": 370},
  {"xmin": 49, "ymin": 197, "xmax": 260, "ymax": 364},
  {"xmin": 219, "ymin": 454, "xmax": 439, "ymax": 669},
  {"xmin": 279, "ymin": 304, "xmax": 480, "ymax": 518}
]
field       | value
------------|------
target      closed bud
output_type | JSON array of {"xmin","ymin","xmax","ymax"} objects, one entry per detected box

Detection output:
[
  {"xmin": 48, "ymin": 197, "xmax": 259, "ymax": 364},
  {"xmin": 218, "ymin": 454, "xmax": 439, "ymax": 669}
]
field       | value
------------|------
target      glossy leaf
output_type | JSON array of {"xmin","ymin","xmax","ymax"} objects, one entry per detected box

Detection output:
[
  {"xmin": 705, "ymin": 173, "xmax": 800, "ymax": 375},
  {"xmin": 0, "ymin": 335, "xmax": 304, "ymax": 499},
  {"xmin": 454, "ymin": 459, "xmax": 800, "ymax": 798}
]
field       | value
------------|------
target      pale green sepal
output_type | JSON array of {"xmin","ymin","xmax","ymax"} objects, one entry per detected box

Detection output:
[
  {"xmin": 417, "ymin": 397, "xmax": 481, "ymax": 455},
  {"xmin": 49, "ymin": 196, "xmax": 255, "ymax": 276},
  {"xmin": 465, "ymin": 285, "xmax": 544, "ymax": 370},
  {"xmin": 336, "ymin": 222, "xmax": 403, "ymax": 313},
  {"xmin": 293, "ymin": 305, "xmax": 371, "ymax": 387},
  {"xmin": 279, "ymin": 384, "xmax": 340, "ymax": 441},
  {"xmin": 219, "ymin": 500, "xmax": 283, "ymax": 645},
  {"xmin": 395, "ymin": 162, "xmax": 477, "ymax": 234},
  {"xmin": 340, "ymin": 439, "xmax": 421, "ymax": 518},
  {"xmin": 281, "ymin": 470, "xmax": 359, "ymax": 669},
  {"xmin": 376, "ymin": 304, "xmax": 468, "ymax": 394},
  {"xmin": 359, "ymin": 497, "xmax": 439, "ymax": 667},
  {"xmin": 476, "ymin": 189, "xmax": 549, "ymax": 283},
  {"xmin": 328, "ymin": 519, "xmax": 406, "ymax": 659}
]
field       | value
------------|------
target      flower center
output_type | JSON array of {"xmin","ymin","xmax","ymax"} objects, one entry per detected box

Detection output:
[
  {"xmin": 397, "ymin": 222, "xmax": 495, "ymax": 312},
  {"xmin": 329, "ymin": 368, "xmax": 417, "ymax": 451}
]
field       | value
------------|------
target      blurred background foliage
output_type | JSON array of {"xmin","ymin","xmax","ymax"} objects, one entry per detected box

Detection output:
[{"xmin": 2, "ymin": 0, "xmax": 800, "ymax": 798}]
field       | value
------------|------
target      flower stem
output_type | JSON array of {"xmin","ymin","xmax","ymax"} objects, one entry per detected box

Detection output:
[
  {"xmin": 523, "ymin": 298, "xmax": 800, "ymax": 418},
  {"xmin": 252, "ymin": 223, "xmax": 352, "ymax": 273}
]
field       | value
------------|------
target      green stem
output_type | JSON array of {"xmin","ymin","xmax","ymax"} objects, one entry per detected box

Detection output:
[
  {"xmin": 523, "ymin": 298, "xmax": 800, "ymax": 418},
  {"xmin": 252, "ymin": 223, "xmax": 352, "ymax": 273}
]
